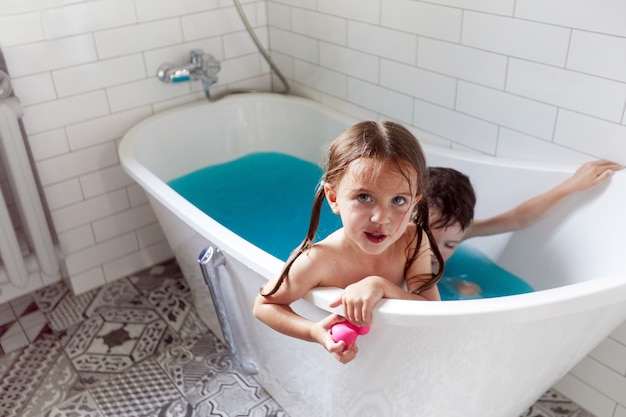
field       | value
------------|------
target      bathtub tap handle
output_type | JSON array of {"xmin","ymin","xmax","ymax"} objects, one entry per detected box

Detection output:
[
  {"xmin": 190, "ymin": 49, "xmax": 221, "ymax": 87},
  {"xmin": 157, "ymin": 49, "xmax": 221, "ymax": 87}
]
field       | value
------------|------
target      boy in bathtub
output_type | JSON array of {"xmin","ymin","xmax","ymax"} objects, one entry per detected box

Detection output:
[{"xmin": 427, "ymin": 159, "xmax": 623, "ymax": 298}]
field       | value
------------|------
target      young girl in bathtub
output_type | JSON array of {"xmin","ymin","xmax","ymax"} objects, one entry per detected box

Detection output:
[
  {"xmin": 252, "ymin": 120, "xmax": 444, "ymax": 364},
  {"xmin": 427, "ymin": 159, "xmax": 623, "ymax": 298}
]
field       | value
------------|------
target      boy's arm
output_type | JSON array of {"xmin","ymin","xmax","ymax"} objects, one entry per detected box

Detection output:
[{"xmin": 464, "ymin": 160, "xmax": 623, "ymax": 239}]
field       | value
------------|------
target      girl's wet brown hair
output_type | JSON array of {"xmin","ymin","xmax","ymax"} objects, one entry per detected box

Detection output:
[{"xmin": 261, "ymin": 121, "xmax": 444, "ymax": 296}]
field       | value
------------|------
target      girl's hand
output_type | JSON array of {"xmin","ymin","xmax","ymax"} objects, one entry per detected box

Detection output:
[
  {"xmin": 329, "ymin": 276, "xmax": 384, "ymax": 327},
  {"xmin": 311, "ymin": 314, "xmax": 358, "ymax": 364}
]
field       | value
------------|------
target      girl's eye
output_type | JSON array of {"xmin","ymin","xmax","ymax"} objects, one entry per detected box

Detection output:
[
  {"xmin": 357, "ymin": 194, "xmax": 372, "ymax": 203},
  {"xmin": 392, "ymin": 196, "xmax": 407, "ymax": 205}
]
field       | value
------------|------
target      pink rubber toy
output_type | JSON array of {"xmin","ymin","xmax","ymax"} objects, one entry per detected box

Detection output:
[{"xmin": 330, "ymin": 321, "xmax": 370, "ymax": 348}]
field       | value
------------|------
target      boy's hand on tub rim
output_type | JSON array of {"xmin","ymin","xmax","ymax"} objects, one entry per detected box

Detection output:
[{"xmin": 564, "ymin": 160, "xmax": 624, "ymax": 192}]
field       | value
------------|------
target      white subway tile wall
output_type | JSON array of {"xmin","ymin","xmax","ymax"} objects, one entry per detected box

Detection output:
[
  {"xmin": 417, "ymin": 37, "xmax": 507, "ymax": 90},
  {"xmin": 1, "ymin": 0, "xmax": 625, "ymax": 415},
  {"xmin": 349, "ymin": 20, "xmax": 417, "ymax": 63},
  {"xmin": 567, "ymin": 31, "xmax": 626, "ymax": 84},
  {"xmin": 462, "ymin": 11, "xmax": 571, "ymax": 66}
]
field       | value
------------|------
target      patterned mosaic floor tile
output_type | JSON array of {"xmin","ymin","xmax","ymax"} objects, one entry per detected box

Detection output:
[
  {"xmin": 89, "ymin": 358, "xmax": 182, "ymax": 417},
  {"xmin": 127, "ymin": 262, "xmax": 209, "ymax": 351},
  {"xmin": 143, "ymin": 397, "xmax": 194, "ymax": 417},
  {"xmin": 0, "ymin": 328, "xmax": 81, "ymax": 417},
  {"xmin": 191, "ymin": 371, "xmax": 287, "ymax": 417},
  {"xmin": 32, "ymin": 282, "xmax": 70, "ymax": 313},
  {"xmin": 83, "ymin": 278, "xmax": 144, "ymax": 318},
  {"xmin": 60, "ymin": 306, "xmax": 178, "ymax": 383},
  {"xmin": 172, "ymin": 308, "xmax": 209, "ymax": 344},
  {"xmin": 156, "ymin": 331, "xmax": 288, "ymax": 417},
  {"xmin": 0, "ymin": 293, "xmax": 52, "ymax": 355},
  {"xmin": 128, "ymin": 261, "xmax": 197, "ymax": 333},
  {"xmin": 57, "ymin": 265, "xmax": 206, "ymax": 387},
  {"xmin": 38, "ymin": 285, "xmax": 97, "ymax": 333},
  {"xmin": 40, "ymin": 391, "xmax": 104, "ymax": 417},
  {"xmin": 19, "ymin": 352, "xmax": 84, "ymax": 417},
  {"xmin": 520, "ymin": 389, "xmax": 595, "ymax": 417},
  {"xmin": 128, "ymin": 260, "xmax": 183, "ymax": 295},
  {"xmin": 0, "ymin": 320, "xmax": 29, "ymax": 355},
  {"xmin": 10, "ymin": 294, "xmax": 39, "ymax": 317},
  {"xmin": 156, "ymin": 332, "xmax": 230, "ymax": 395},
  {"xmin": 0, "ymin": 303, "xmax": 15, "ymax": 325}
]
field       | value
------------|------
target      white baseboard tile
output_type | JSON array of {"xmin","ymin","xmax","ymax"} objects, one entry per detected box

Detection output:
[
  {"xmin": 614, "ymin": 404, "xmax": 626, "ymax": 417},
  {"xmin": 554, "ymin": 374, "xmax": 616, "ymax": 417}
]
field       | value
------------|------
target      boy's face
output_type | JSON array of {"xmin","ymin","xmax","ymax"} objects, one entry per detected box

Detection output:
[{"xmin": 429, "ymin": 210, "xmax": 465, "ymax": 263}]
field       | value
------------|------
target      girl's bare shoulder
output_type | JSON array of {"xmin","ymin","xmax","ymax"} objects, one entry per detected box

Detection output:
[
  {"xmin": 288, "ymin": 237, "xmax": 344, "ymax": 283},
  {"xmin": 294, "ymin": 237, "xmax": 366, "ymax": 288}
]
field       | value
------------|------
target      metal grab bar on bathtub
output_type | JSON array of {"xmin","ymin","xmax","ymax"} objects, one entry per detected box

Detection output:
[{"xmin": 198, "ymin": 246, "xmax": 258, "ymax": 375}]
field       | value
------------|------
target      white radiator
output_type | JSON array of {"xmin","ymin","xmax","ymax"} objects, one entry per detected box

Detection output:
[{"xmin": 0, "ymin": 96, "xmax": 59, "ymax": 292}]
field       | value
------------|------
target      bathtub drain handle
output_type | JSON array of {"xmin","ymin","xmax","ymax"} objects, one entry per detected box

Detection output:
[{"xmin": 198, "ymin": 246, "xmax": 258, "ymax": 375}]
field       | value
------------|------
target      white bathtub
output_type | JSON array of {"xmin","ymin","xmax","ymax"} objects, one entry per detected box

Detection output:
[{"xmin": 119, "ymin": 93, "xmax": 626, "ymax": 417}]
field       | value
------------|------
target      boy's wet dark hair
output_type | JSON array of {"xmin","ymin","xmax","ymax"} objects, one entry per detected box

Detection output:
[{"xmin": 427, "ymin": 167, "xmax": 476, "ymax": 231}]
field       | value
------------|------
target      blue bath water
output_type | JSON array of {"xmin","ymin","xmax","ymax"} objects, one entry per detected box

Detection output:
[
  {"xmin": 168, "ymin": 152, "xmax": 533, "ymax": 300},
  {"xmin": 438, "ymin": 244, "xmax": 534, "ymax": 300},
  {"xmin": 168, "ymin": 152, "xmax": 342, "ymax": 262}
]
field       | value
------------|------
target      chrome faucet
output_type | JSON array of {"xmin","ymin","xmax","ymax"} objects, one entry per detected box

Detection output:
[{"xmin": 157, "ymin": 49, "xmax": 221, "ymax": 94}]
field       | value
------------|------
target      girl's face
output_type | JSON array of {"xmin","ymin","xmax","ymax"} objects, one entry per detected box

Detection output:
[{"xmin": 324, "ymin": 158, "xmax": 421, "ymax": 255}]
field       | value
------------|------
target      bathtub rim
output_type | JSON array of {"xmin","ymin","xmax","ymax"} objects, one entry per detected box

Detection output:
[{"xmin": 119, "ymin": 92, "xmax": 626, "ymax": 326}]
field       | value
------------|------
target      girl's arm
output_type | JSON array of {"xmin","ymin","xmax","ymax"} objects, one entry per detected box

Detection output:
[
  {"xmin": 252, "ymin": 253, "xmax": 324, "ymax": 340},
  {"xmin": 465, "ymin": 160, "xmax": 622, "ymax": 239},
  {"xmin": 329, "ymin": 236, "xmax": 439, "ymax": 327},
  {"xmin": 329, "ymin": 275, "xmax": 438, "ymax": 327},
  {"xmin": 253, "ymin": 296, "xmax": 357, "ymax": 363},
  {"xmin": 252, "ymin": 253, "xmax": 357, "ymax": 363}
]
